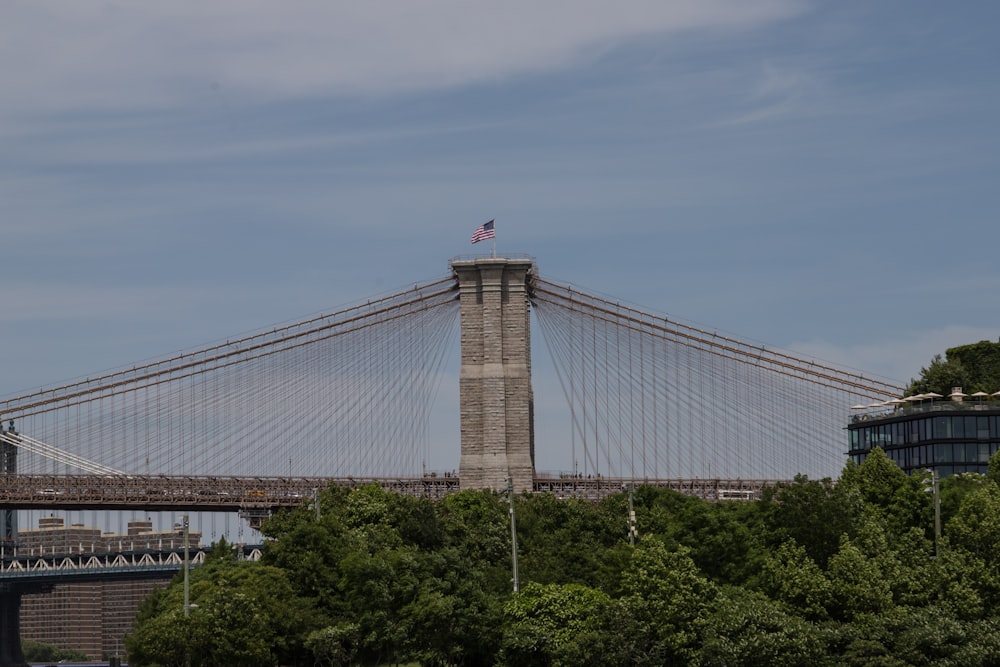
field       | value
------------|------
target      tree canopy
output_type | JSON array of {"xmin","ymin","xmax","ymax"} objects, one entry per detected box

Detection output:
[
  {"xmin": 907, "ymin": 340, "xmax": 1000, "ymax": 396},
  {"xmin": 124, "ymin": 461, "xmax": 1000, "ymax": 666}
]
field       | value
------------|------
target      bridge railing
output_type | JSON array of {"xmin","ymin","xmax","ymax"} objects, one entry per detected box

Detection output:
[
  {"xmin": 532, "ymin": 474, "xmax": 780, "ymax": 501},
  {"xmin": 0, "ymin": 473, "xmax": 780, "ymax": 511},
  {"xmin": 0, "ymin": 474, "xmax": 460, "ymax": 510}
]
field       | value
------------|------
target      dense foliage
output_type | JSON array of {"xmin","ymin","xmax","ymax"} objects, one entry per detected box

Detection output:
[
  {"xmin": 126, "ymin": 450, "xmax": 1000, "ymax": 666},
  {"xmin": 907, "ymin": 340, "xmax": 1000, "ymax": 396},
  {"xmin": 22, "ymin": 639, "xmax": 90, "ymax": 664}
]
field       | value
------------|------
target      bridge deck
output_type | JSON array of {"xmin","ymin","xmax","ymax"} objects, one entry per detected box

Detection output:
[
  {"xmin": 0, "ymin": 474, "xmax": 778, "ymax": 510},
  {"xmin": 0, "ymin": 474, "xmax": 460, "ymax": 510}
]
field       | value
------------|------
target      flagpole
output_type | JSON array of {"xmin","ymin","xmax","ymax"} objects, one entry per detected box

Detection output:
[{"xmin": 492, "ymin": 226, "xmax": 496, "ymax": 258}]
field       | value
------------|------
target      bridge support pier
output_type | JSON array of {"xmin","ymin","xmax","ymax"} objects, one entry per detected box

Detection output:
[
  {"xmin": 451, "ymin": 258, "xmax": 535, "ymax": 493},
  {"xmin": 0, "ymin": 589, "xmax": 27, "ymax": 667},
  {"xmin": 1, "ymin": 422, "xmax": 17, "ymax": 545},
  {"xmin": 0, "ymin": 423, "xmax": 23, "ymax": 667}
]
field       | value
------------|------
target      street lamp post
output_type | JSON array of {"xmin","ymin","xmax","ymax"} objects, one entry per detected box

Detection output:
[
  {"xmin": 182, "ymin": 514, "xmax": 192, "ymax": 667},
  {"xmin": 924, "ymin": 469, "xmax": 941, "ymax": 558},
  {"xmin": 627, "ymin": 484, "xmax": 638, "ymax": 546},
  {"xmin": 182, "ymin": 515, "xmax": 191, "ymax": 616},
  {"xmin": 507, "ymin": 478, "xmax": 519, "ymax": 594}
]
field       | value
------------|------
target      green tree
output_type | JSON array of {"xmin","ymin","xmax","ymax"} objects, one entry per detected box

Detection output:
[
  {"xmin": 126, "ymin": 466, "xmax": 1000, "ymax": 667},
  {"xmin": 620, "ymin": 539, "xmax": 717, "ymax": 664},
  {"xmin": 941, "ymin": 471, "xmax": 991, "ymax": 527},
  {"xmin": 516, "ymin": 492, "xmax": 621, "ymax": 587},
  {"xmin": 127, "ymin": 608, "xmax": 203, "ymax": 667},
  {"xmin": 949, "ymin": 617, "xmax": 1000, "ymax": 667},
  {"xmin": 699, "ymin": 587, "xmax": 829, "ymax": 667},
  {"xmin": 663, "ymin": 495, "xmax": 766, "ymax": 586},
  {"xmin": 946, "ymin": 482, "xmax": 1000, "ymax": 562},
  {"xmin": 261, "ymin": 515, "xmax": 352, "ymax": 616},
  {"xmin": 338, "ymin": 544, "xmax": 419, "ymax": 664},
  {"xmin": 265, "ymin": 485, "xmax": 512, "ymax": 665},
  {"xmin": 987, "ymin": 448, "xmax": 1000, "ymax": 487},
  {"xmin": 126, "ymin": 555, "xmax": 316, "ymax": 666},
  {"xmin": 389, "ymin": 491, "xmax": 445, "ymax": 550},
  {"xmin": 499, "ymin": 581, "xmax": 621, "ymax": 667},
  {"xmin": 940, "ymin": 340, "xmax": 1000, "ymax": 393},
  {"xmin": 760, "ymin": 474, "xmax": 859, "ymax": 567},
  {"xmin": 875, "ymin": 606, "xmax": 966, "ymax": 666},
  {"xmin": 438, "ymin": 490, "xmax": 510, "ymax": 568},
  {"xmin": 929, "ymin": 545, "xmax": 1000, "ymax": 620},
  {"xmin": 907, "ymin": 354, "xmax": 971, "ymax": 396},
  {"xmin": 305, "ymin": 622, "xmax": 360, "ymax": 667},
  {"xmin": 826, "ymin": 535, "xmax": 894, "ymax": 621},
  {"xmin": 399, "ymin": 547, "xmax": 504, "ymax": 665},
  {"xmin": 905, "ymin": 339, "xmax": 1000, "ymax": 396},
  {"xmin": 839, "ymin": 448, "xmax": 926, "ymax": 540},
  {"xmin": 631, "ymin": 485, "xmax": 768, "ymax": 586},
  {"xmin": 886, "ymin": 527, "xmax": 937, "ymax": 609},
  {"xmin": 196, "ymin": 592, "xmax": 272, "ymax": 666},
  {"xmin": 21, "ymin": 639, "xmax": 91, "ymax": 664},
  {"xmin": 758, "ymin": 539, "xmax": 832, "ymax": 621}
]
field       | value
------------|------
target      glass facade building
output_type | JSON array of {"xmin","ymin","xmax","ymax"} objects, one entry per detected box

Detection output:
[{"xmin": 847, "ymin": 401, "xmax": 1000, "ymax": 477}]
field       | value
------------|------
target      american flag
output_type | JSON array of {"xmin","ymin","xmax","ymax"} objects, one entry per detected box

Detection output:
[{"xmin": 471, "ymin": 220, "xmax": 495, "ymax": 244}]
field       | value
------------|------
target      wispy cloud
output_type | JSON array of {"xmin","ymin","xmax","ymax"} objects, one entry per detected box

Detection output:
[
  {"xmin": 3, "ymin": 0, "xmax": 998, "ymax": 420},
  {"xmin": 714, "ymin": 61, "xmax": 822, "ymax": 125},
  {"xmin": 7, "ymin": 116, "xmax": 508, "ymax": 168},
  {"xmin": 1, "ymin": 1, "xmax": 802, "ymax": 121}
]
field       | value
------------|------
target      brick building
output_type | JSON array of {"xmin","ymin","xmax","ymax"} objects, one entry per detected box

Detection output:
[{"xmin": 16, "ymin": 516, "xmax": 201, "ymax": 660}]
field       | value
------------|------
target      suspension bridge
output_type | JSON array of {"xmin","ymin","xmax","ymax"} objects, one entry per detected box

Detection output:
[
  {"xmin": 0, "ymin": 256, "xmax": 904, "ymax": 666},
  {"xmin": 0, "ymin": 256, "xmax": 904, "ymax": 509}
]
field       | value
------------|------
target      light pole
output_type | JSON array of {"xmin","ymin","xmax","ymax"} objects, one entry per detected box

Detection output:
[
  {"xmin": 182, "ymin": 515, "xmax": 191, "ymax": 616},
  {"xmin": 507, "ymin": 478, "xmax": 520, "ymax": 594},
  {"xmin": 924, "ymin": 469, "xmax": 941, "ymax": 558},
  {"xmin": 182, "ymin": 514, "xmax": 191, "ymax": 667},
  {"xmin": 627, "ymin": 484, "xmax": 638, "ymax": 546}
]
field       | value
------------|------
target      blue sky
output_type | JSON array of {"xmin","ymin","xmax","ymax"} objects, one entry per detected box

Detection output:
[{"xmin": 2, "ymin": 0, "xmax": 999, "ymax": 404}]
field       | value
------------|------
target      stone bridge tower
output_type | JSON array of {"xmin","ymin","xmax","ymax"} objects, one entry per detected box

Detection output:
[{"xmin": 451, "ymin": 257, "xmax": 535, "ymax": 493}]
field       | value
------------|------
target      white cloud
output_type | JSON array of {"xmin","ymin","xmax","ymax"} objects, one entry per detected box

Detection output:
[
  {"xmin": 6, "ymin": 115, "xmax": 505, "ymax": 168},
  {"xmin": 1, "ymin": 0, "xmax": 801, "ymax": 120}
]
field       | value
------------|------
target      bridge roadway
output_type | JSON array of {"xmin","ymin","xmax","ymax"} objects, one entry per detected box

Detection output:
[{"xmin": 0, "ymin": 474, "xmax": 777, "ymax": 510}]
